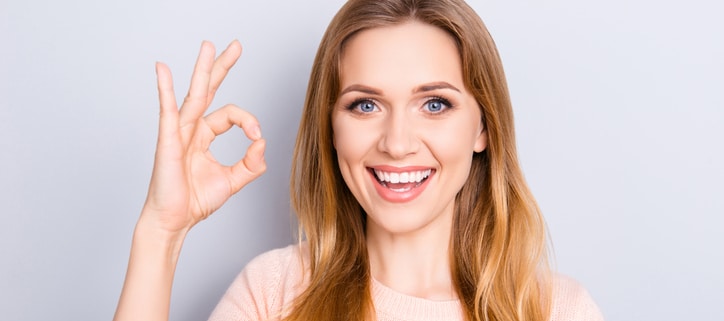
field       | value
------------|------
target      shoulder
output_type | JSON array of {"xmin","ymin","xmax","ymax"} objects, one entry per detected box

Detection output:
[
  {"xmin": 242, "ymin": 244, "xmax": 306, "ymax": 282},
  {"xmin": 208, "ymin": 243, "xmax": 308, "ymax": 321},
  {"xmin": 549, "ymin": 274, "xmax": 605, "ymax": 321}
]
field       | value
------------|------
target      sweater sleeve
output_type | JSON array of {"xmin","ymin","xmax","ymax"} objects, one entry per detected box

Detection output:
[
  {"xmin": 207, "ymin": 245, "xmax": 303, "ymax": 321},
  {"xmin": 549, "ymin": 275, "xmax": 605, "ymax": 321}
]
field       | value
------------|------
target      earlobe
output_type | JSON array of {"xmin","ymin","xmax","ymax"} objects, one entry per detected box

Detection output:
[{"xmin": 473, "ymin": 128, "xmax": 487, "ymax": 153}]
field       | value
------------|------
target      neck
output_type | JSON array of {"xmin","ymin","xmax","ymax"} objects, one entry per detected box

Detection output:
[{"xmin": 366, "ymin": 206, "xmax": 456, "ymax": 301}]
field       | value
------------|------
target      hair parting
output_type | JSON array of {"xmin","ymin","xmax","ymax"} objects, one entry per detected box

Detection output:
[{"xmin": 288, "ymin": 1, "xmax": 551, "ymax": 320}]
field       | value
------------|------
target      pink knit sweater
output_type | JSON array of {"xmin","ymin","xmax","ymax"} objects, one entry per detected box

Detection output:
[{"xmin": 208, "ymin": 244, "xmax": 604, "ymax": 321}]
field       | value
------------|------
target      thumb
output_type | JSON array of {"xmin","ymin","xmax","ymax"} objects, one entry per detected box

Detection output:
[{"xmin": 229, "ymin": 138, "xmax": 267, "ymax": 192}]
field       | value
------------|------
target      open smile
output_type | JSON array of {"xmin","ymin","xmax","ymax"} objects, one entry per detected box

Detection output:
[{"xmin": 367, "ymin": 167, "xmax": 435, "ymax": 202}]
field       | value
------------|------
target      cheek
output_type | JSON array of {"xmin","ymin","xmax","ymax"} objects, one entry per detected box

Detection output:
[
  {"xmin": 425, "ymin": 117, "xmax": 481, "ymax": 158},
  {"xmin": 332, "ymin": 116, "xmax": 375, "ymax": 166},
  {"xmin": 428, "ymin": 135, "xmax": 473, "ymax": 170}
]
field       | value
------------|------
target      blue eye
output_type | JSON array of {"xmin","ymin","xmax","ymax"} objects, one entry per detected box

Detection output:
[
  {"xmin": 347, "ymin": 99, "xmax": 378, "ymax": 113},
  {"xmin": 424, "ymin": 98, "xmax": 451, "ymax": 113},
  {"xmin": 359, "ymin": 101, "xmax": 376, "ymax": 112}
]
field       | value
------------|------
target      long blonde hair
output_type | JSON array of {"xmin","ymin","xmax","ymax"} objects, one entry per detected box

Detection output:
[{"xmin": 288, "ymin": 0, "xmax": 550, "ymax": 320}]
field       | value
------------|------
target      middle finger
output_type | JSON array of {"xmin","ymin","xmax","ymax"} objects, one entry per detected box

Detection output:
[{"xmin": 207, "ymin": 40, "xmax": 242, "ymax": 105}]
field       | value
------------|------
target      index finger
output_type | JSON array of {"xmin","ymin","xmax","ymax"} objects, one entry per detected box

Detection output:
[{"xmin": 203, "ymin": 104, "xmax": 262, "ymax": 141}]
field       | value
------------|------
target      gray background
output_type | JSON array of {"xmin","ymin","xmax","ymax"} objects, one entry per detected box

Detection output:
[{"xmin": 1, "ymin": 0, "xmax": 722, "ymax": 320}]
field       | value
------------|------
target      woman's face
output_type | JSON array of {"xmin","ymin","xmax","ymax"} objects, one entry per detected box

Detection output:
[{"xmin": 332, "ymin": 21, "xmax": 487, "ymax": 237}]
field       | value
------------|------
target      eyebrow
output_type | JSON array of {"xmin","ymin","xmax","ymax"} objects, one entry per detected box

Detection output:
[
  {"xmin": 339, "ymin": 81, "xmax": 461, "ymax": 96},
  {"xmin": 413, "ymin": 82, "xmax": 461, "ymax": 94},
  {"xmin": 339, "ymin": 84, "xmax": 381, "ymax": 96}
]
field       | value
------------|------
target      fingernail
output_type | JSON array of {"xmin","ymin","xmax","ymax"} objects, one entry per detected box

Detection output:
[{"xmin": 252, "ymin": 126, "xmax": 262, "ymax": 140}]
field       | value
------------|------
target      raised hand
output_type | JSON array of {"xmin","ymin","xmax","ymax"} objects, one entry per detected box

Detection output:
[
  {"xmin": 143, "ymin": 40, "xmax": 267, "ymax": 234},
  {"xmin": 113, "ymin": 41, "xmax": 266, "ymax": 321}
]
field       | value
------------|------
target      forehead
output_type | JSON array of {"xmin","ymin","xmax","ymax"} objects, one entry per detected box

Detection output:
[{"xmin": 339, "ymin": 21, "xmax": 464, "ymax": 90}]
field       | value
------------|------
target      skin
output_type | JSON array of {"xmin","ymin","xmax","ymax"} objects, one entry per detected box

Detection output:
[
  {"xmin": 113, "ymin": 40, "xmax": 266, "ymax": 321},
  {"xmin": 333, "ymin": 21, "xmax": 487, "ymax": 300},
  {"xmin": 114, "ymin": 21, "xmax": 486, "ymax": 321}
]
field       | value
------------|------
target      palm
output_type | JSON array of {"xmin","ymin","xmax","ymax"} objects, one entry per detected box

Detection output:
[
  {"xmin": 185, "ymin": 121, "xmax": 245, "ymax": 219},
  {"xmin": 144, "ymin": 41, "xmax": 266, "ymax": 233}
]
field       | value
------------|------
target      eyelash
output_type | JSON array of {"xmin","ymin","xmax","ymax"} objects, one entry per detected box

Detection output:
[
  {"xmin": 344, "ymin": 96, "xmax": 455, "ymax": 114},
  {"xmin": 424, "ymin": 96, "xmax": 454, "ymax": 114},
  {"xmin": 345, "ymin": 98, "xmax": 378, "ymax": 113}
]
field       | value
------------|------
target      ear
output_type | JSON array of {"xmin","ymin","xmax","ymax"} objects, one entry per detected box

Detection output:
[{"xmin": 473, "ymin": 125, "xmax": 487, "ymax": 153}]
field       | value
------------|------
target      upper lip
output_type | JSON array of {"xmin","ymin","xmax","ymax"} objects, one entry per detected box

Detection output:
[
  {"xmin": 368, "ymin": 165, "xmax": 434, "ymax": 172},
  {"xmin": 368, "ymin": 166, "xmax": 435, "ymax": 184}
]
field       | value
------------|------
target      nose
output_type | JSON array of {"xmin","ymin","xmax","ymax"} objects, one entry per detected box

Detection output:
[{"xmin": 377, "ymin": 109, "xmax": 420, "ymax": 159}]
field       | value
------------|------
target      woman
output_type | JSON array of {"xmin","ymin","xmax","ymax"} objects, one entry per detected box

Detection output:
[{"xmin": 114, "ymin": 0, "xmax": 604, "ymax": 320}]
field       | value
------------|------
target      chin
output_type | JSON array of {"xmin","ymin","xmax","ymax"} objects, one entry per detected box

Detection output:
[{"xmin": 364, "ymin": 206, "xmax": 453, "ymax": 237}]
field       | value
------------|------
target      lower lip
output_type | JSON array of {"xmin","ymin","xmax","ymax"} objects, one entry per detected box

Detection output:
[{"xmin": 369, "ymin": 169, "xmax": 433, "ymax": 203}]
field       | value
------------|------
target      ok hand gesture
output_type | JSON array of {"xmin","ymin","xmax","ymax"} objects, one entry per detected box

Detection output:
[{"xmin": 143, "ymin": 40, "xmax": 266, "ymax": 234}]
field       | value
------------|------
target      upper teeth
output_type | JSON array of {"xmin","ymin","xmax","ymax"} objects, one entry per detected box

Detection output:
[{"xmin": 374, "ymin": 169, "xmax": 432, "ymax": 184}]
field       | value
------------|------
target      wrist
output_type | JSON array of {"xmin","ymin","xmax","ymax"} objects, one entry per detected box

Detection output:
[
  {"xmin": 115, "ymin": 211, "xmax": 188, "ymax": 321},
  {"xmin": 133, "ymin": 214, "xmax": 189, "ymax": 258}
]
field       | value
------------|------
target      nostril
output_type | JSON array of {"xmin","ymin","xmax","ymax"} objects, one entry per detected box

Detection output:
[{"xmin": 378, "ymin": 129, "xmax": 420, "ymax": 158}]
